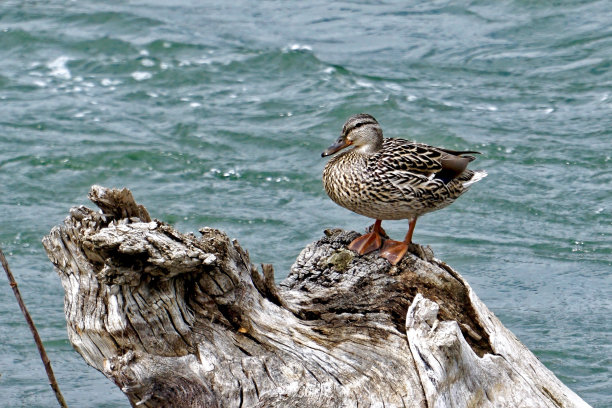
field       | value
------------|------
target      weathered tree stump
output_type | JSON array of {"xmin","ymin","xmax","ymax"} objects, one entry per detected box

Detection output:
[{"xmin": 42, "ymin": 186, "xmax": 590, "ymax": 408}]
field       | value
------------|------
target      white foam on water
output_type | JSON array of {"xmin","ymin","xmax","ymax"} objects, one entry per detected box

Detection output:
[
  {"xmin": 47, "ymin": 56, "xmax": 72, "ymax": 80},
  {"xmin": 74, "ymin": 110, "xmax": 90, "ymax": 118},
  {"xmin": 284, "ymin": 43, "xmax": 312, "ymax": 52},
  {"xmin": 101, "ymin": 78, "xmax": 122, "ymax": 87},
  {"xmin": 131, "ymin": 71, "xmax": 152, "ymax": 81},
  {"xmin": 355, "ymin": 80, "xmax": 374, "ymax": 88},
  {"xmin": 384, "ymin": 83, "xmax": 403, "ymax": 92}
]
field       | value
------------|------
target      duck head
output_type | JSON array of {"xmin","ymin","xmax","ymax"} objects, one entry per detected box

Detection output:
[{"xmin": 322, "ymin": 113, "xmax": 384, "ymax": 157}]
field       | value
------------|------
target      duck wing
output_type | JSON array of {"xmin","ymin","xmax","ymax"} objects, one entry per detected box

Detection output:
[{"xmin": 379, "ymin": 138, "xmax": 479, "ymax": 186}]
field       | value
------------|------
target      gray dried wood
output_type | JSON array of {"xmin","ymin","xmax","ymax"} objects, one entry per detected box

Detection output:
[{"xmin": 42, "ymin": 186, "xmax": 590, "ymax": 408}]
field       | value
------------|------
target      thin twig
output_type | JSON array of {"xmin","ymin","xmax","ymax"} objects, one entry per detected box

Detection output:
[{"xmin": 0, "ymin": 246, "xmax": 68, "ymax": 408}]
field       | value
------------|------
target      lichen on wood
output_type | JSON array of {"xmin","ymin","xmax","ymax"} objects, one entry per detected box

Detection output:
[{"xmin": 42, "ymin": 186, "xmax": 590, "ymax": 408}]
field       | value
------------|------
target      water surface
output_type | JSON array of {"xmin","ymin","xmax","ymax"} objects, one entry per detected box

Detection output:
[{"xmin": 0, "ymin": 1, "xmax": 610, "ymax": 406}]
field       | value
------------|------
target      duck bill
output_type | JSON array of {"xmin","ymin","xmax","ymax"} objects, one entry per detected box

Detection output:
[{"xmin": 321, "ymin": 138, "xmax": 351, "ymax": 157}]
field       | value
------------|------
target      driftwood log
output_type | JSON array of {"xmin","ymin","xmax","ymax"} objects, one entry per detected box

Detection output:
[{"xmin": 42, "ymin": 186, "xmax": 590, "ymax": 408}]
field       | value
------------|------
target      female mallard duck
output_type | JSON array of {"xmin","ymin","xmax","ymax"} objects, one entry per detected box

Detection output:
[{"xmin": 322, "ymin": 113, "xmax": 487, "ymax": 265}]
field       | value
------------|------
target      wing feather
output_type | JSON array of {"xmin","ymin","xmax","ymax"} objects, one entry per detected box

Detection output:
[
  {"xmin": 379, "ymin": 139, "xmax": 443, "ymax": 174},
  {"xmin": 379, "ymin": 138, "xmax": 478, "ymax": 184}
]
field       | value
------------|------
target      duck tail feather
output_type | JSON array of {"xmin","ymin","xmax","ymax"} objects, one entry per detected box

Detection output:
[{"xmin": 462, "ymin": 170, "xmax": 487, "ymax": 188}]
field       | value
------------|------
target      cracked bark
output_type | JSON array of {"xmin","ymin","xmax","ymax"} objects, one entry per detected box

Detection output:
[{"xmin": 42, "ymin": 186, "xmax": 590, "ymax": 408}]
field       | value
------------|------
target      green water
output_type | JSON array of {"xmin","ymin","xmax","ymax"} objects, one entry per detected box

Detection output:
[{"xmin": 1, "ymin": 1, "xmax": 610, "ymax": 406}]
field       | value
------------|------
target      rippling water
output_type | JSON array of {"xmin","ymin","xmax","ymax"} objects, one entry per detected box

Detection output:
[{"xmin": 1, "ymin": 1, "xmax": 610, "ymax": 406}]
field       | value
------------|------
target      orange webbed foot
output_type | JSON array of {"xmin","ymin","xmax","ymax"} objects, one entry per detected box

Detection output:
[
  {"xmin": 348, "ymin": 231, "xmax": 383, "ymax": 255},
  {"xmin": 379, "ymin": 240, "xmax": 409, "ymax": 265},
  {"xmin": 348, "ymin": 220, "xmax": 385, "ymax": 255}
]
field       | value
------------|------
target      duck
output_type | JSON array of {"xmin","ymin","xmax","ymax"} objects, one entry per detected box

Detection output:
[{"xmin": 321, "ymin": 113, "xmax": 487, "ymax": 265}]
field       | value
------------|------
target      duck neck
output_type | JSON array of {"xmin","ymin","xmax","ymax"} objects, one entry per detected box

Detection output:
[{"xmin": 355, "ymin": 139, "xmax": 383, "ymax": 155}]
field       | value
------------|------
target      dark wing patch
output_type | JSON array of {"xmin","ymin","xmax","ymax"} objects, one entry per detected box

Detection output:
[{"xmin": 437, "ymin": 146, "xmax": 481, "ymax": 162}]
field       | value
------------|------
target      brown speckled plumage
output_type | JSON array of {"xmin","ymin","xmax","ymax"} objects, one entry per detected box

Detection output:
[
  {"xmin": 322, "ymin": 115, "xmax": 486, "ymax": 221},
  {"xmin": 321, "ymin": 114, "xmax": 486, "ymax": 263},
  {"xmin": 323, "ymin": 138, "xmax": 483, "ymax": 220}
]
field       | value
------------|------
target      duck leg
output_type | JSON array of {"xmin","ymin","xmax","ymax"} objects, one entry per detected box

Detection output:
[
  {"xmin": 348, "ymin": 219, "xmax": 385, "ymax": 255},
  {"xmin": 380, "ymin": 217, "xmax": 418, "ymax": 265}
]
